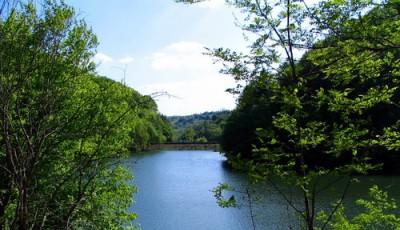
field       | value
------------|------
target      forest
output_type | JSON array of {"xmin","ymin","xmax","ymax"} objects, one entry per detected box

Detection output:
[
  {"xmin": 179, "ymin": 0, "xmax": 400, "ymax": 229},
  {"xmin": 216, "ymin": 1, "xmax": 400, "ymax": 174},
  {"xmin": 0, "ymin": 1, "xmax": 172, "ymax": 228},
  {"xmin": 168, "ymin": 111, "xmax": 230, "ymax": 143}
]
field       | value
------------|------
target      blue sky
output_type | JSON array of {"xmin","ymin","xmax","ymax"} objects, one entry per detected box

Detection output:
[{"xmin": 65, "ymin": 0, "xmax": 247, "ymax": 116}]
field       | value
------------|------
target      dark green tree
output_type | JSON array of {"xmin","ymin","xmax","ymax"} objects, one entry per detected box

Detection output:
[{"xmin": 178, "ymin": 0, "xmax": 400, "ymax": 229}]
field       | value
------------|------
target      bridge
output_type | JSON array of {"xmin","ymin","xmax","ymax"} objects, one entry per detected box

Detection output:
[{"xmin": 149, "ymin": 142, "xmax": 220, "ymax": 151}]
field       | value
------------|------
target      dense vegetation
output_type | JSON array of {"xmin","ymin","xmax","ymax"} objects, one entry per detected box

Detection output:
[
  {"xmin": 179, "ymin": 0, "xmax": 400, "ymax": 229},
  {"xmin": 96, "ymin": 77, "xmax": 174, "ymax": 152},
  {"xmin": 1, "ymin": 0, "xmax": 399, "ymax": 229},
  {"xmin": 168, "ymin": 111, "xmax": 229, "ymax": 142},
  {"xmin": 0, "ymin": 1, "xmax": 171, "ymax": 229},
  {"xmin": 219, "ymin": 1, "xmax": 400, "ymax": 173}
]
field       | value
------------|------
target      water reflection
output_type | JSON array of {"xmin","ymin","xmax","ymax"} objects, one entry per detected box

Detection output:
[{"xmin": 126, "ymin": 150, "xmax": 400, "ymax": 230}]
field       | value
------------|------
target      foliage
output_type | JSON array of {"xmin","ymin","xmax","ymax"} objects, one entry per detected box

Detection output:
[
  {"xmin": 212, "ymin": 183, "xmax": 237, "ymax": 208},
  {"xmin": 217, "ymin": 0, "xmax": 400, "ymax": 172},
  {"xmin": 220, "ymin": 74, "xmax": 278, "ymax": 158},
  {"xmin": 180, "ymin": 127, "xmax": 196, "ymax": 142},
  {"xmin": 318, "ymin": 186, "xmax": 400, "ymax": 230},
  {"xmin": 0, "ymin": 1, "xmax": 169, "ymax": 229},
  {"xmin": 130, "ymin": 100, "xmax": 174, "ymax": 152},
  {"xmin": 178, "ymin": 0, "xmax": 400, "ymax": 229},
  {"xmin": 168, "ymin": 111, "xmax": 229, "ymax": 142}
]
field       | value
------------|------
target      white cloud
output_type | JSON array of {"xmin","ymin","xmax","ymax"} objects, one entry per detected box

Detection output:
[
  {"xmin": 118, "ymin": 56, "xmax": 135, "ymax": 64},
  {"xmin": 138, "ymin": 76, "xmax": 236, "ymax": 116},
  {"xmin": 197, "ymin": 0, "xmax": 225, "ymax": 9},
  {"xmin": 141, "ymin": 40, "xmax": 237, "ymax": 115},
  {"xmin": 94, "ymin": 52, "xmax": 113, "ymax": 64},
  {"xmin": 150, "ymin": 41, "xmax": 218, "ymax": 72}
]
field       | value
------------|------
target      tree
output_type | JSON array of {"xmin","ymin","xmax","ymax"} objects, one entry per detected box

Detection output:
[
  {"xmin": 319, "ymin": 186, "xmax": 400, "ymax": 230},
  {"xmin": 169, "ymin": 111, "xmax": 229, "ymax": 143},
  {"xmin": 177, "ymin": 0, "xmax": 400, "ymax": 229},
  {"xmin": 0, "ymin": 1, "xmax": 140, "ymax": 229},
  {"xmin": 129, "ymin": 101, "xmax": 175, "ymax": 152},
  {"xmin": 220, "ymin": 74, "xmax": 278, "ymax": 159},
  {"xmin": 181, "ymin": 127, "xmax": 195, "ymax": 142}
]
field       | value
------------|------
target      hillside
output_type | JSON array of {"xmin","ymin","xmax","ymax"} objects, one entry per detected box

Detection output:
[{"xmin": 167, "ymin": 111, "xmax": 230, "ymax": 143}]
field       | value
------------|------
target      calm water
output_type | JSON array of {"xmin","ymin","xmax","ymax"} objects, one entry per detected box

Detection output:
[{"xmin": 126, "ymin": 150, "xmax": 400, "ymax": 230}]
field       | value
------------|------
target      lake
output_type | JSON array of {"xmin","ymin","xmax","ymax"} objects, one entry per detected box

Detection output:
[{"xmin": 126, "ymin": 150, "xmax": 400, "ymax": 230}]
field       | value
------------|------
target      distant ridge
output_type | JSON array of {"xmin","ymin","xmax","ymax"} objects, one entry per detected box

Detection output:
[{"xmin": 167, "ymin": 110, "xmax": 230, "ymax": 143}]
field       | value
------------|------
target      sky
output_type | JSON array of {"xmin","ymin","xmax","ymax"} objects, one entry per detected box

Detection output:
[{"xmin": 65, "ymin": 0, "xmax": 247, "ymax": 116}]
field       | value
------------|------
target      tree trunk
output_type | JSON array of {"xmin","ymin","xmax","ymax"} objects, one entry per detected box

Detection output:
[
  {"xmin": 303, "ymin": 191, "xmax": 314, "ymax": 230},
  {"xmin": 17, "ymin": 176, "xmax": 29, "ymax": 230}
]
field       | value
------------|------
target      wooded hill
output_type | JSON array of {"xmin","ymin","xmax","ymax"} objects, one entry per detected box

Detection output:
[{"xmin": 167, "ymin": 111, "xmax": 230, "ymax": 142}]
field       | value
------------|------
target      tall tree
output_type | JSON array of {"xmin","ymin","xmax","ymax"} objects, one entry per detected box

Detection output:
[
  {"xmin": 0, "ymin": 1, "xmax": 139, "ymax": 229},
  {"xmin": 178, "ymin": 0, "xmax": 400, "ymax": 229}
]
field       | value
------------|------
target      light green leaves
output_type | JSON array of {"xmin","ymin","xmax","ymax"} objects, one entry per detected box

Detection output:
[
  {"xmin": 212, "ymin": 183, "xmax": 237, "ymax": 208},
  {"xmin": 272, "ymin": 112, "xmax": 298, "ymax": 136},
  {"xmin": 319, "ymin": 186, "xmax": 400, "ymax": 230},
  {"xmin": 375, "ymin": 122, "xmax": 400, "ymax": 151},
  {"xmin": 299, "ymin": 122, "xmax": 328, "ymax": 149}
]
